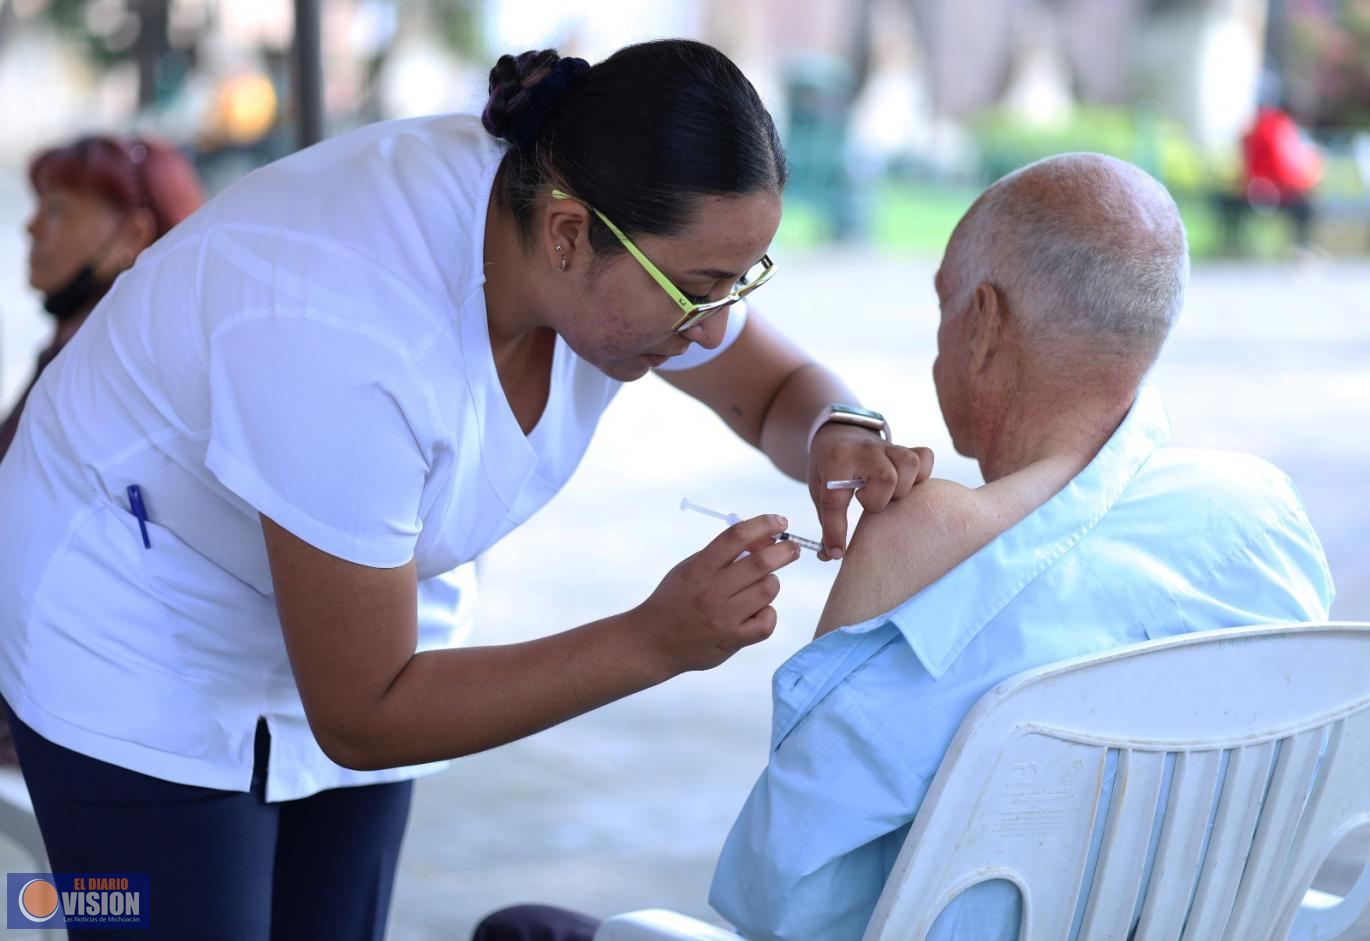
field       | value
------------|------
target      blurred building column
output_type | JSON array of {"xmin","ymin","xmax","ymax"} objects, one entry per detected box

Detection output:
[
  {"xmin": 910, "ymin": 0, "xmax": 1144, "ymax": 119},
  {"xmin": 910, "ymin": 0, "xmax": 1015, "ymax": 119},
  {"xmin": 1058, "ymin": 0, "xmax": 1142, "ymax": 105},
  {"xmin": 292, "ymin": 0, "xmax": 324, "ymax": 148},
  {"xmin": 1135, "ymin": 0, "xmax": 1269, "ymax": 152},
  {"xmin": 0, "ymin": 0, "xmax": 16, "ymax": 51},
  {"xmin": 132, "ymin": 0, "xmax": 170, "ymax": 110}
]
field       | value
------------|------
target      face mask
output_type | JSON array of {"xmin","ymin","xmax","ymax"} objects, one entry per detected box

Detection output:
[
  {"xmin": 42, "ymin": 264, "xmax": 110, "ymax": 322},
  {"xmin": 39, "ymin": 218, "xmax": 128, "ymax": 323}
]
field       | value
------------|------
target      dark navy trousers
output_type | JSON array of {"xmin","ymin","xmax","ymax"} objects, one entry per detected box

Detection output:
[{"xmin": 6, "ymin": 705, "xmax": 411, "ymax": 940}]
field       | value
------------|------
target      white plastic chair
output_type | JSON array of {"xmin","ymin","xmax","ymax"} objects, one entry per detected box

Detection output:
[
  {"xmin": 0, "ymin": 764, "xmax": 46, "ymax": 867},
  {"xmin": 595, "ymin": 622, "xmax": 1370, "ymax": 941}
]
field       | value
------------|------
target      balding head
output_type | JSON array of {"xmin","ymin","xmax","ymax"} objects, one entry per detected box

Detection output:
[{"xmin": 943, "ymin": 153, "xmax": 1189, "ymax": 367}]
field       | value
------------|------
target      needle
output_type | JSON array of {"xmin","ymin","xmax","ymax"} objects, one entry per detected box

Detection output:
[{"xmin": 680, "ymin": 498, "xmax": 823, "ymax": 552}]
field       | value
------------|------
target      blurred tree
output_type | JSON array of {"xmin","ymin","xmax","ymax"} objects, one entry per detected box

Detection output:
[
  {"xmin": 42, "ymin": 0, "xmax": 141, "ymax": 66},
  {"xmin": 0, "ymin": 0, "xmax": 15, "ymax": 50},
  {"xmin": 428, "ymin": 0, "xmax": 482, "ymax": 60},
  {"xmin": 36, "ymin": 0, "xmax": 191, "ymax": 110},
  {"xmin": 1283, "ymin": 0, "xmax": 1370, "ymax": 127},
  {"xmin": 354, "ymin": 0, "xmax": 480, "ymax": 126},
  {"xmin": 783, "ymin": 0, "xmax": 876, "ymax": 240}
]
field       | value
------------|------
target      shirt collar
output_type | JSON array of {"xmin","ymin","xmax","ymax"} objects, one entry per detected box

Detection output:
[
  {"xmin": 769, "ymin": 387, "xmax": 1173, "ymax": 750},
  {"xmin": 884, "ymin": 385, "xmax": 1173, "ymax": 680}
]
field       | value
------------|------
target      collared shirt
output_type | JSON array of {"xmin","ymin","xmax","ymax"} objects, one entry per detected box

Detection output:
[{"xmin": 710, "ymin": 388, "xmax": 1334, "ymax": 941}]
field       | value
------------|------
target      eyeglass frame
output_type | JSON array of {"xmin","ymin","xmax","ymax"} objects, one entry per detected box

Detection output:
[{"xmin": 550, "ymin": 189, "xmax": 776, "ymax": 334}]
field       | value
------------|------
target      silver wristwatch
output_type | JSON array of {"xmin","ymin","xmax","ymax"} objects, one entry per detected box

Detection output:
[{"xmin": 806, "ymin": 404, "xmax": 892, "ymax": 453}]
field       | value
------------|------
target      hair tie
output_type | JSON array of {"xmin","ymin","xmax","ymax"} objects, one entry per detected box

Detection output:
[{"xmin": 516, "ymin": 56, "xmax": 590, "ymax": 153}]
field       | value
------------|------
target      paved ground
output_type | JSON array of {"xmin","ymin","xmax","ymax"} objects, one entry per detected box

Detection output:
[{"xmin": 1, "ymin": 185, "xmax": 1368, "ymax": 936}]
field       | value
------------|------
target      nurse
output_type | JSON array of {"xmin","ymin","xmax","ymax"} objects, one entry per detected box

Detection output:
[{"xmin": 0, "ymin": 39, "xmax": 929, "ymax": 940}]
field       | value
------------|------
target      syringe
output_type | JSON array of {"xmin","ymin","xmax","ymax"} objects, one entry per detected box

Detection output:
[
  {"xmin": 777, "ymin": 531, "xmax": 824, "ymax": 552},
  {"xmin": 680, "ymin": 498, "xmax": 824, "ymax": 553}
]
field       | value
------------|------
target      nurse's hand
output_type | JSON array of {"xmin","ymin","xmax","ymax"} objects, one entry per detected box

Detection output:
[
  {"xmin": 808, "ymin": 425, "xmax": 934, "ymax": 561},
  {"xmin": 635, "ymin": 514, "xmax": 800, "ymax": 673}
]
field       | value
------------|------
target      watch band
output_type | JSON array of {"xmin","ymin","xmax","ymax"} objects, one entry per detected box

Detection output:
[{"xmin": 806, "ymin": 404, "xmax": 892, "ymax": 453}]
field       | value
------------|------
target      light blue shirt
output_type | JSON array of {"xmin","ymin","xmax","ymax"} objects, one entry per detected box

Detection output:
[{"xmin": 710, "ymin": 389, "xmax": 1334, "ymax": 941}]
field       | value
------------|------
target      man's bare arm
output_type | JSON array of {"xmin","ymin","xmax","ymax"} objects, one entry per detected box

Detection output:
[
  {"xmin": 815, "ymin": 479, "xmax": 987, "ymax": 637},
  {"xmin": 815, "ymin": 463, "xmax": 1082, "ymax": 637}
]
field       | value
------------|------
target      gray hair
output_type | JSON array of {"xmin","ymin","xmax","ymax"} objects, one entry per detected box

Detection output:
[{"xmin": 951, "ymin": 153, "xmax": 1190, "ymax": 362}]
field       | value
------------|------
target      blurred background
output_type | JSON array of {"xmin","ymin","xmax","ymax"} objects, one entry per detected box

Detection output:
[{"xmin": 1, "ymin": 1, "xmax": 1368, "ymax": 938}]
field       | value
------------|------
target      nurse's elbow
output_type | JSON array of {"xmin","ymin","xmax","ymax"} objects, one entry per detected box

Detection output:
[
  {"xmin": 313, "ymin": 718, "xmax": 388, "ymax": 771},
  {"xmin": 323, "ymin": 740, "xmax": 382, "ymax": 771}
]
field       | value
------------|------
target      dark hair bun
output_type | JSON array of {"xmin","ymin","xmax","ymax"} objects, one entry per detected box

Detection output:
[
  {"xmin": 482, "ymin": 49, "xmax": 563, "ymax": 149},
  {"xmin": 491, "ymin": 39, "xmax": 787, "ymax": 261}
]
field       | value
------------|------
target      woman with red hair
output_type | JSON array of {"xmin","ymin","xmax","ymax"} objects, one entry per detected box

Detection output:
[
  {"xmin": 0, "ymin": 135, "xmax": 204, "ymax": 461},
  {"xmin": 0, "ymin": 136, "xmax": 202, "ymax": 767}
]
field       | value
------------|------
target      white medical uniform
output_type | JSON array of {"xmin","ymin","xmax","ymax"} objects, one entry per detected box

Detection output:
[{"xmin": 0, "ymin": 114, "xmax": 741, "ymax": 801}]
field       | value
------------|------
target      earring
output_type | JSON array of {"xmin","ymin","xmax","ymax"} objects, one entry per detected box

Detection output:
[{"xmin": 555, "ymin": 244, "xmax": 567, "ymax": 272}]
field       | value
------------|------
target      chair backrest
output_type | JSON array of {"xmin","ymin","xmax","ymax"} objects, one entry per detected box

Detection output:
[{"xmin": 861, "ymin": 622, "xmax": 1370, "ymax": 941}]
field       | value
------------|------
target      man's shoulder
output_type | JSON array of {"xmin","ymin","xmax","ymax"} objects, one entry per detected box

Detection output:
[
  {"xmin": 852, "ymin": 477, "xmax": 988, "ymax": 548},
  {"xmin": 1114, "ymin": 444, "xmax": 1333, "ymax": 621},
  {"xmin": 1129, "ymin": 446, "xmax": 1306, "ymax": 528},
  {"xmin": 816, "ymin": 478, "xmax": 993, "ymax": 635}
]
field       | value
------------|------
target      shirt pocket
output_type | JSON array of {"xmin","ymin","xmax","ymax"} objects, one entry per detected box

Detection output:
[
  {"xmin": 132, "ymin": 507, "xmax": 289, "ymax": 682},
  {"xmin": 25, "ymin": 502, "xmax": 248, "ymax": 759}
]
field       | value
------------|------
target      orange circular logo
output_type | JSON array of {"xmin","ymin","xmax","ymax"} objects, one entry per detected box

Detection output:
[{"xmin": 19, "ymin": 878, "xmax": 59, "ymax": 922}]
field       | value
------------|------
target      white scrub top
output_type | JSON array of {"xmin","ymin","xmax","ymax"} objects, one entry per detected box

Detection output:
[{"xmin": 0, "ymin": 114, "xmax": 739, "ymax": 801}]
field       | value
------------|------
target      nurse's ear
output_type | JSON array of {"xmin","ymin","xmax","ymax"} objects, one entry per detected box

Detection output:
[{"xmin": 542, "ymin": 194, "xmax": 591, "ymax": 274}]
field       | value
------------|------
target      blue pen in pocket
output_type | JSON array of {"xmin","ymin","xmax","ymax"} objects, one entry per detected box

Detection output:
[{"xmin": 127, "ymin": 484, "xmax": 151, "ymax": 549}]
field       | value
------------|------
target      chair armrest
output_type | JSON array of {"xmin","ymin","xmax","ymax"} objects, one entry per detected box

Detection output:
[
  {"xmin": 593, "ymin": 910, "xmax": 738, "ymax": 941},
  {"xmin": 1292, "ymin": 871, "xmax": 1370, "ymax": 941}
]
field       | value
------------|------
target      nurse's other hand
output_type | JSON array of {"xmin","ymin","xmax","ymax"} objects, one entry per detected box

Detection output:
[
  {"xmin": 809, "ymin": 424, "xmax": 934, "ymax": 561},
  {"xmin": 635, "ymin": 514, "xmax": 800, "ymax": 674}
]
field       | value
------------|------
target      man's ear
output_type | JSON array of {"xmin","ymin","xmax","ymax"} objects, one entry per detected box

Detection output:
[
  {"xmin": 967, "ymin": 280, "xmax": 1006, "ymax": 375},
  {"xmin": 542, "ymin": 197, "xmax": 591, "ymax": 273}
]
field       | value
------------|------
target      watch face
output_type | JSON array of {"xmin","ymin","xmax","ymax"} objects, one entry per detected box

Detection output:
[{"xmin": 833, "ymin": 404, "xmax": 885, "ymax": 422}]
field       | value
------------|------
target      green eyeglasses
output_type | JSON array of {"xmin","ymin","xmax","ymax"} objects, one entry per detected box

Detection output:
[{"xmin": 551, "ymin": 189, "xmax": 777, "ymax": 334}]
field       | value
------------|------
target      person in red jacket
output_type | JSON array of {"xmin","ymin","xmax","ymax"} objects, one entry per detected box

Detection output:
[{"xmin": 1220, "ymin": 104, "xmax": 1323, "ymax": 253}]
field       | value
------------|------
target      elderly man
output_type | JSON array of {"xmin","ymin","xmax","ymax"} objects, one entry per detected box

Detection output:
[
  {"xmin": 473, "ymin": 154, "xmax": 1332, "ymax": 941},
  {"xmin": 710, "ymin": 152, "xmax": 1333, "ymax": 940}
]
